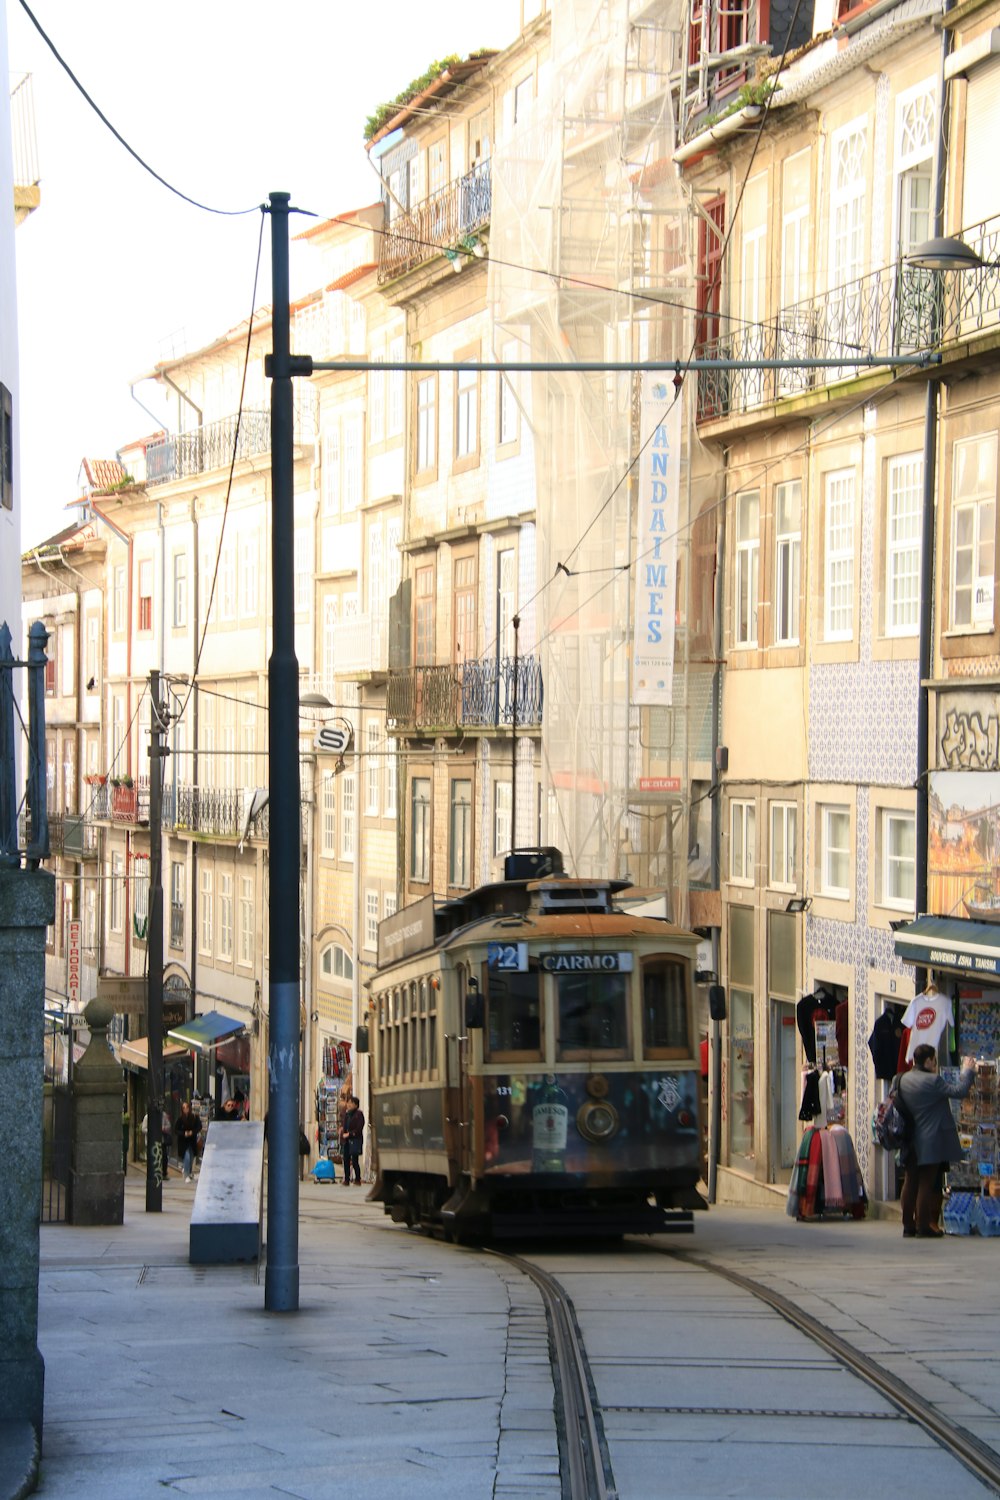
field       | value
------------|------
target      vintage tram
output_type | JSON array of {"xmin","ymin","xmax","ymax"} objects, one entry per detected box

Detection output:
[{"xmin": 360, "ymin": 849, "xmax": 706, "ymax": 1239}]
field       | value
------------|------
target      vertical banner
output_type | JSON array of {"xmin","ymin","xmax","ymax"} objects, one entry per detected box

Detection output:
[
  {"xmin": 633, "ymin": 378, "xmax": 681, "ymax": 705},
  {"xmin": 67, "ymin": 918, "xmax": 82, "ymax": 1009}
]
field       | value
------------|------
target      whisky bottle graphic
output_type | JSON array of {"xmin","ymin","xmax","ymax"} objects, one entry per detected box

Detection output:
[{"xmin": 532, "ymin": 1075, "xmax": 569, "ymax": 1172}]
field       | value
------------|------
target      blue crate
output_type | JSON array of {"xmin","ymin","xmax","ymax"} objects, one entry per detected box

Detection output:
[
  {"xmin": 944, "ymin": 1192, "xmax": 975, "ymax": 1236},
  {"xmin": 975, "ymin": 1197, "xmax": 1000, "ymax": 1237}
]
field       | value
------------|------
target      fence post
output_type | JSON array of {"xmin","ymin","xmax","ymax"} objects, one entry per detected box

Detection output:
[{"xmin": 0, "ymin": 622, "xmax": 16, "ymax": 866}]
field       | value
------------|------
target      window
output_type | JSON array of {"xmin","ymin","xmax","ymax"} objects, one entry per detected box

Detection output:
[
  {"xmin": 366, "ymin": 722, "xmax": 381, "ymax": 815},
  {"xmin": 820, "ymin": 805, "xmax": 851, "ymax": 897},
  {"xmin": 830, "ymin": 120, "xmax": 866, "ymax": 289},
  {"xmin": 414, "ymin": 565, "xmax": 435, "ymax": 665},
  {"xmin": 886, "ymin": 454, "xmax": 922, "ymax": 636},
  {"xmin": 199, "ymin": 867, "xmax": 213, "ymax": 955},
  {"xmin": 294, "ymin": 524, "xmax": 312, "ymax": 615},
  {"xmin": 172, "ymin": 553, "xmax": 187, "ymax": 629},
  {"xmin": 387, "ymin": 337, "xmax": 404, "ymax": 437},
  {"xmin": 368, "ymin": 354, "xmax": 385, "ymax": 444},
  {"xmin": 952, "ymin": 434, "xmax": 997, "ymax": 630},
  {"xmin": 365, "ymin": 890, "xmax": 379, "ymax": 950},
  {"xmin": 133, "ymin": 855, "xmax": 150, "ymax": 939},
  {"xmin": 411, "ymin": 777, "xmax": 431, "ymax": 882},
  {"xmin": 218, "ymin": 872, "xmax": 233, "ymax": 960},
  {"xmin": 455, "ymin": 363, "xmax": 479, "ymax": 462},
  {"xmin": 824, "ymin": 469, "xmax": 855, "ymax": 641},
  {"xmin": 383, "ymin": 892, "xmax": 397, "ymax": 920},
  {"xmin": 642, "ymin": 957, "xmax": 690, "ymax": 1057},
  {"xmin": 557, "ymin": 970, "xmax": 628, "ymax": 1057},
  {"xmin": 878, "ymin": 809, "xmax": 915, "ymax": 910},
  {"xmin": 453, "ymin": 554, "xmax": 476, "ymax": 663},
  {"xmin": 730, "ymin": 799, "xmax": 755, "ymax": 884},
  {"xmin": 170, "ymin": 861, "xmax": 185, "ymax": 949},
  {"xmin": 499, "ymin": 341, "xmax": 519, "ymax": 446},
  {"xmin": 85, "ymin": 614, "xmax": 99, "ymax": 688},
  {"xmin": 0, "ymin": 383, "xmax": 11, "ymax": 510},
  {"xmin": 695, "ymin": 195, "xmax": 726, "ymax": 354},
  {"xmin": 341, "ymin": 773, "xmax": 356, "ymax": 862},
  {"xmin": 416, "ymin": 377, "xmax": 436, "ymax": 475},
  {"xmin": 322, "ymin": 773, "xmax": 336, "ymax": 855},
  {"xmin": 137, "ymin": 559, "xmax": 153, "ymax": 633},
  {"xmin": 449, "ymin": 779, "xmax": 472, "ymax": 887},
  {"xmin": 494, "ymin": 780, "xmax": 512, "ymax": 856},
  {"xmin": 734, "ymin": 491, "xmax": 759, "ymax": 646},
  {"xmin": 240, "ymin": 534, "xmax": 258, "ymax": 616},
  {"xmin": 487, "ymin": 965, "xmax": 542, "ymax": 1058},
  {"xmin": 497, "ymin": 548, "xmax": 516, "ymax": 657},
  {"xmin": 322, "ymin": 426, "xmax": 340, "ymax": 515},
  {"xmin": 219, "ymin": 541, "xmax": 236, "ymax": 621},
  {"xmin": 322, "ymin": 596, "xmax": 337, "ymax": 684},
  {"xmin": 239, "ymin": 875, "xmax": 254, "ymax": 965},
  {"xmin": 110, "ymin": 852, "xmax": 123, "ymax": 933},
  {"xmin": 769, "ymin": 802, "xmax": 797, "ymax": 890},
  {"xmin": 513, "ymin": 73, "xmax": 534, "ymax": 124},
  {"xmin": 385, "ymin": 740, "xmax": 397, "ymax": 818},
  {"xmin": 112, "ymin": 565, "xmax": 126, "ymax": 634},
  {"xmin": 343, "ymin": 413, "xmax": 363, "ymax": 510},
  {"xmin": 320, "ymin": 943, "xmax": 353, "ymax": 981},
  {"xmin": 895, "ymin": 86, "xmax": 934, "ymax": 261},
  {"xmin": 774, "ymin": 482, "xmax": 801, "ymax": 645}
]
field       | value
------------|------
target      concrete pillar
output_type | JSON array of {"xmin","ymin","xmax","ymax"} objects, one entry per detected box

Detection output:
[
  {"xmin": 0, "ymin": 866, "xmax": 55, "ymax": 1444},
  {"xmin": 68, "ymin": 992, "xmax": 125, "ymax": 1226}
]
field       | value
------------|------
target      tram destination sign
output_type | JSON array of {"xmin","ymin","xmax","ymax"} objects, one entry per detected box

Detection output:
[{"xmin": 540, "ymin": 952, "xmax": 634, "ymax": 973}]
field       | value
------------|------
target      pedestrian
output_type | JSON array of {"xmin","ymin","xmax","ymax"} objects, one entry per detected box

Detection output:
[
  {"xmin": 340, "ymin": 1095, "xmax": 364, "ymax": 1185},
  {"xmin": 161, "ymin": 1108, "xmax": 172, "ymax": 1179},
  {"xmin": 898, "ymin": 1044, "xmax": 975, "ymax": 1238},
  {"xmin": 175, "ymin": 1099, "xmax": 201, "ymax": 1182}
]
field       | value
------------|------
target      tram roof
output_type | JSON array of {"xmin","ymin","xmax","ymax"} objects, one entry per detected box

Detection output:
[{"xmin": 439, "ymin": 908, "xmax": 699, "ymax": 949}]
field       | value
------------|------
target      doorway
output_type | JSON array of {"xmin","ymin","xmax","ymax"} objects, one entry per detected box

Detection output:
[{"xmin": 770, "ymin": 999, "xmax": 799, "ymax": 1180}]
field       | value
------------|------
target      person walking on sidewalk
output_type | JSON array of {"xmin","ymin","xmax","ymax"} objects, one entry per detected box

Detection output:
[
  {"xmin": 175, "ymin": 1099, "xmax": 201, "ymax": 1182},
  {"xmin": 340, "ymin": 1096, "xmax": 364, "ymax": 1185},
  {"xmin": 898, "ymin": 1045, "xmax": 975, "ymax": 1238}
]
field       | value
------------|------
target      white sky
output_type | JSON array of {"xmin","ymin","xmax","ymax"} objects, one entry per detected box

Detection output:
[{"xmin": 8, "ymin": 0, "xmax": 522, "ymax": 549}]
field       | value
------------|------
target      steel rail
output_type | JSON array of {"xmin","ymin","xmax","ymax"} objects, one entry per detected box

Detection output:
[
  {"xmin": 492, "ymin": 1250, "xmax": 615, "ymax": 1500},
  {"xmin": 658, "ymin": 1247, "xmax": 1000, "ymax": 1496}
]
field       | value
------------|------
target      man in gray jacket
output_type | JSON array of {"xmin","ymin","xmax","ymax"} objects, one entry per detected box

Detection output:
[{"xmin": 898, "ymin": 1044, "xmax": 975, "ymax": 1238}]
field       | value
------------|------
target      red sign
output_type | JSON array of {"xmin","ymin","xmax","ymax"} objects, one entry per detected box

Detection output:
[
  {"xmin": 638, "ymin": 777, "xmax": 681, "ymax": 792},
  {"xmin": 67, "ymin": 919, "xmax": 82, "ymax": 1008}
]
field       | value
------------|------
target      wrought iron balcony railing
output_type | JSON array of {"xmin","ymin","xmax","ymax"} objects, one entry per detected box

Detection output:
[
  {"xmin": 145, "ymin": 410, "xmax": 271, "ymax": 486},
  {"xmin": 378, "ymin": 161, "xmax": 491, "ymax": 283},
  {"xmin": 696, "ymin": 211, "xmax": 1000, "ymax": 423},
  {"xmin": 387, "ymin": 656, "xmax": 542, "ymax": 732},
  {"xmin": 49, "ymin": 814, "xmax": 98, "ymax": 860},
  {"xmin": 172, "ymin": 784, "xmax": 244, "ymax": 838}
]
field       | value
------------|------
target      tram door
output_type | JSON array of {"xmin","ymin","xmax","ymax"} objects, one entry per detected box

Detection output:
[
  {"xmin": 446, "ymin": 977, "xmax": 472, "ymax": 1176},
  {"xmin": 770, "ymin": 1000, "xmax": 799, "ymax": 1179}
]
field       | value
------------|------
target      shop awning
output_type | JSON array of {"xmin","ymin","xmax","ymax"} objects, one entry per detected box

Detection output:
[
  {"xmin": 167, "ymin": 1009, "xmax": 247, "ymax": 1053},
  {"xmin": 893, "ymin": 916, "xmax": 1000, "ymax": 978},
  {"xmin": 118, "ymin": 1037, "xmax": 189, "ymax": 1073}
]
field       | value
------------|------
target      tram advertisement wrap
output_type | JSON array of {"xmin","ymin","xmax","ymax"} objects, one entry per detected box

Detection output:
[{"xmin": 478, "ymin": 1072, "xmax": 699, "ymax": 1176}]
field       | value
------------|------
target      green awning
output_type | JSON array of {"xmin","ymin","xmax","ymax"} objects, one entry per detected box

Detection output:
[
  {"xmin": 167, "ymin": 1009, "xmax": 247, "ymax": 1053},
  {"xmin": 892, "ymin": 916, "xmax": 1000, "ymax": 979}
]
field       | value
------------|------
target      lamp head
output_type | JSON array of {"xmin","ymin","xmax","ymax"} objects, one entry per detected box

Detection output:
[{"xmin": 907, "ymin": 235, "xmax": 983, "ymax": 272}]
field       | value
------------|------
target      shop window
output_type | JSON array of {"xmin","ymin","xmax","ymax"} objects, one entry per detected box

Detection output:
[
  {"xmin": 486, "ymin": 964, "xmax": 542, "ymax": 1059},
  {"xmin": 729, "ymin": 987, "xmax": 755, "ymax": 1161},
  {"xmin": 642, "ymin": 956, "xmax": 690, "ymax": 1057}
]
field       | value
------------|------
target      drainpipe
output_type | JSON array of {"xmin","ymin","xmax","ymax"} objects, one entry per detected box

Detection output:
[
  {"xmin": 91, "ymin": 498, "xmax": 134, "ymax": 978},
  {"xmin": 707, "ymin": 506, "xmax": 726, "ymax": 1207}
]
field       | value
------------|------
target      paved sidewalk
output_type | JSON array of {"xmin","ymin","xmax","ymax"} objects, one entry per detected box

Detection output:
[{"xmin": 4, "ymin": 1182, "xmax": 999, "ymax": 1498}]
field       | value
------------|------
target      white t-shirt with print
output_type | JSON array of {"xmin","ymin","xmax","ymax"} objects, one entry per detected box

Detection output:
[{"xmin": 902, "ymin": 990, "xmax": 954, "ymax": 1062}]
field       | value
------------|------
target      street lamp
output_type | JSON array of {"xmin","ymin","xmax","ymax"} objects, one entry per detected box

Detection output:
[{"xmin": 907, "ymin": 235, "xmax": 984, "ymax": 272}]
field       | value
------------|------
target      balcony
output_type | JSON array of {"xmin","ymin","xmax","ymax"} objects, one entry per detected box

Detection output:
[
  {"xmin": 172, "ymin": 785, "xmax": 244, "ymax": 839},
  {"xmin": 378, "ymin": 161, "xmax": 491, "ymax": 283},
  {"xmin": 387, "ymin": 656, "xmax": 542, "ymax": 733},
  {"xmin": 696, "ymin": 211, "xmax": 1000, "ymax": 424},
  {"xmin": 145, "ymin": 410, "xmax": 271, "ymax": 486},
  {"xmin": 49, "ymin": 814, "xmax": 98, "ymax": 860}
]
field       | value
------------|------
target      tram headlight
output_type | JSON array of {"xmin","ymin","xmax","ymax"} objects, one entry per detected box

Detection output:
[{"xmin": 576, "ymin": 1097, "xmax": 619, "ymax": 1144}]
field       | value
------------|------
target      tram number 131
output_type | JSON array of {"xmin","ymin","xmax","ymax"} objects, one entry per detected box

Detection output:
[{"xmin": 487, "ymin": 941, "xmax": 528, "ymax": 972}]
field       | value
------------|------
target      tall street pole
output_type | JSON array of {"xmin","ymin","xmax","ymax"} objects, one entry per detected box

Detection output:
[
  {"xmin": 146, "ymin": 669, "xmax": 165, "ymax": 1212},
  {"xmin": 265, "ymin": 191, "xmax": 301, "ymax": 1311}
]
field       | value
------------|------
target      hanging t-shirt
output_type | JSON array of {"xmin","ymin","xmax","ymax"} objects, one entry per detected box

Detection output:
[{"xmin": 901, "ymin": 990, "xmax": 954, "ymax": 1062}]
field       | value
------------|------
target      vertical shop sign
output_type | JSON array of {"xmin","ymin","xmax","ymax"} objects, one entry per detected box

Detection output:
[
  {"xmin": 633, "ymin": 378, "xmax": 681, "ymax": 706},
  {"xmin": 67, "ymin": 918, "xmax": 82, "ymax": 1008}
]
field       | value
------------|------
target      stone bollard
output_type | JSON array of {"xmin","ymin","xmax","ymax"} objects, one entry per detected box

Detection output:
[
  {"xmin": 0, "ymin": 865, "xmax": 55, "ymax": 1445},
  {"xmin": 68, "ymin": 993, "xmax": 126, "ymax": 1226}
]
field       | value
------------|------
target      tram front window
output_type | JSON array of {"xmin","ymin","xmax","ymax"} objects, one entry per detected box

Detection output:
[
  {"xmin": 557, "ymin": 973, "xmax": 628, "ymax": 1057},
  {"xmin": 487, "ymin": 967, "xmax": 542, "ymax": 1059},
  {"xmin": 642, "ymin": 956, "xmax": 690, "ymax": 1058}
]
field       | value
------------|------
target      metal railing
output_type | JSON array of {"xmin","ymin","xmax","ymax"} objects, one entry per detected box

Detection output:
[
  {"xmin": 172, "ymin": 784, "xmax": 244, "ymax": 838},
  {"xmin": 696, "ymin": 211, "xmax": 1000, "ymax": 423},
  {"xmin": 0, "ymin": 620, "xmax": 49, "ymax": 867},
  {"xmin": 49, "ymin": 814, "xmax": 98, "ymax": 859},
  {"xmin": 379, "ymin": 161, "xmax": 491, "ymax": 283},
  {"xmin": 10, "ymin": 73, "xmax": 39, "ymax": 197},
  {"xmin": 145, "ymin": 410, "xmax": 271, "ymax": 485},
  {"xmin": 387, "ymin": 656, "xmax": 543, "ymax": 731}
]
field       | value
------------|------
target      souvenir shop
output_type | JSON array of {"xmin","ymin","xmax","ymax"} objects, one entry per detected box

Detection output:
[
  {"xmin": 786, "ymin": 985, "xmax": 867, "ymax": 1220},
  {"xmin": 892, "ymin": 918, "xmax": 1000, "ymax": 1201},
  {"xmin": 315, "ymin": 1035, "xmax": 353, "ymax": 1163}
]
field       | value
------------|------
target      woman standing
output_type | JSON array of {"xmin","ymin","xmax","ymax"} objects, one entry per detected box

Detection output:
[
  {"xmin": 340, "ymin": 1095, "xmax": 365, "ymax": 1185},
  {"xmin": 898, "ymin": 1044, "xmax": 975, "ymax": 1238}
]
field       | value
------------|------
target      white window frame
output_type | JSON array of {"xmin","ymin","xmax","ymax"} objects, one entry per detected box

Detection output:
[
  {"xmin": 494, "ymin": 780, "xmax": 512, "ymax": 857},
  {"xmin": 878, "ymin": 808, "xmax": 915, "ymax": 911},
  {"xmin": 730, "ymin": 798, "xmax": 756, "ymax": 885},
  {"xmin": 774, "ymin": 481, "xmax": 801, "ymax": 646},
  {"xmin": 240, "ymin": 533, "xmax": 258, "ymax": 617},
  {"xmin": 365, "ymin": 889, "xmax": 379, "ymax": 950},
  {"xmin": 455, "ymin": 365, "xmax": 478, "ymax": 461},
  {"xmin": 366, "ymin": 722, "xmax": 381, "ymax": 815},
  {"xmin": 385, "ymin": 738, "xmax": 397, "ymax": 818},
  {"xmin": 320, "ymin": 943, "xmax": 354, "ymax": 981},
  {"xmin": 499, "ymin": 340, "xmax": 519, "ymax": 446},
  {"xmin": 951, "ymin": 433, "xmax": 997, "ymax": 631},
  {"xmin": 322, "ymin": 426, "xmax": 340, "ymax": 516},
  {"xmin": 219, "ymin": 541, "xmax": 236, "ymax": 622},
  {"xmin": 824, "ymin": 468, "xmax": 855, "ymax": 641},
  {"xmin": 769, "ymin": 801, "xmax": 797, "ymax": 891},
  {"xmin": 199, "ymin": 867, "xmax": 214, "ymax": 956},
  {"xmin": 411, "ymin": 776, "xmax": 431, "ymax": 882},
  {"xmin": 734, "ymin": 491, "xmax": 759, "ymax": 647},
  {"xmin": 322, "ymin": 773, "xmax": 336, "ymax": 856},
  {"xmin": 829, "ymin": 117, "xmax": 867, "ymax": 289},
  {"xmin": 416, "ymin": 377, "xmax": 436, "ymax": 473},
  {"xmin": 112, "ymin": 565, "xmax": 126, "ymax": 633},
  {"xmin": 238, "ymin": 875, "xmax": 254, "ymax": 966},
  {"xmin": 172, "ymin": 552, "xmax": 187, "ymax": 629},
  {"xmin": 820, "ymin": 805, "xmax": 851, "ymax": 899},
  {"xmin": 449, "ymin": 779, "xmax": 473, "ymax": 889},
  {"xmin": 218, "ymin": 871, "xmax": 233, "ymax": 961},
  {"xmin": 341, "ymin": 773, "xmax": 356, "ymax": 862},
  {"xmin": 886, "ymin": 453, "xmax": 922, "ymax": 637},
  {"xmin": 137, "ymin": 558, "xmax": 153, "ymax": 633},
  {"xmin": 109, "ymin": 852, "xmax": 123, "ymax": 933},
  {"xmin": 383, "ymin": 892, "xmax": 398, "ymax": 921}
]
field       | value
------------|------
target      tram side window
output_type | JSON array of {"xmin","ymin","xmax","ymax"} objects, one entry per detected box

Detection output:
[
  {"xmin": 486, "ymin": 966, "xmax": 542, "ymax": 1059},
  {"xmin": 557, "ymin": 972, "xmax": 628, "ymax": 1057},
  {"xmin": 642, "ymin": 956, "xmax": 690, "ymax": 1057}
]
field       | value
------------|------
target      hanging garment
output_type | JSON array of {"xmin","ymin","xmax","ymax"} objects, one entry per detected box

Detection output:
[
  {"xmin": 818, "ymin": 1071, "xmax": 837, "ymax": 1127},
  {"xmin": 819, "ymin": 1130, "xmax": 844, "ymax": 1211},
  {"xmin": 835, "ymin": 999, "xmax": 849, "ymax": 1068},
  {"xmin": 868, "ymin": 1011, "xmax": 902, "ymax": 1080},
  {"xmin": 830, "ymin": 1126, "xmax": 868, "ymax": 1219},
  {"xmin": 798, "ymin": 1070, "xmax": 822, "ymax": 1121},
  {"xmin": 796, "ymin": 994, "xmax": 831, "ymax": 1065},
  {"xmin": 901, "ymin": 990, "xmax": 954, "ymax": 1063}
]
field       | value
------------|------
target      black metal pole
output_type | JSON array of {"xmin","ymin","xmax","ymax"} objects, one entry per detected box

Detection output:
[
  {"xmin": 146, "ymin": 669, "xmax": 164, "ymax": 1212},
  {"xmin": 265, "ymin": 191, "xmax": 301, "ymax": 1312},
  {"xmin": 510, "ymin": 614, "xmax": 520, "ymax": 853}
]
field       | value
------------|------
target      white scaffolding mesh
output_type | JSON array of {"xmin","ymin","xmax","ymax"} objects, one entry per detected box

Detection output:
[{"xmin": 489, "ymin": 0, "xmax": 720, "ymax": 909}]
